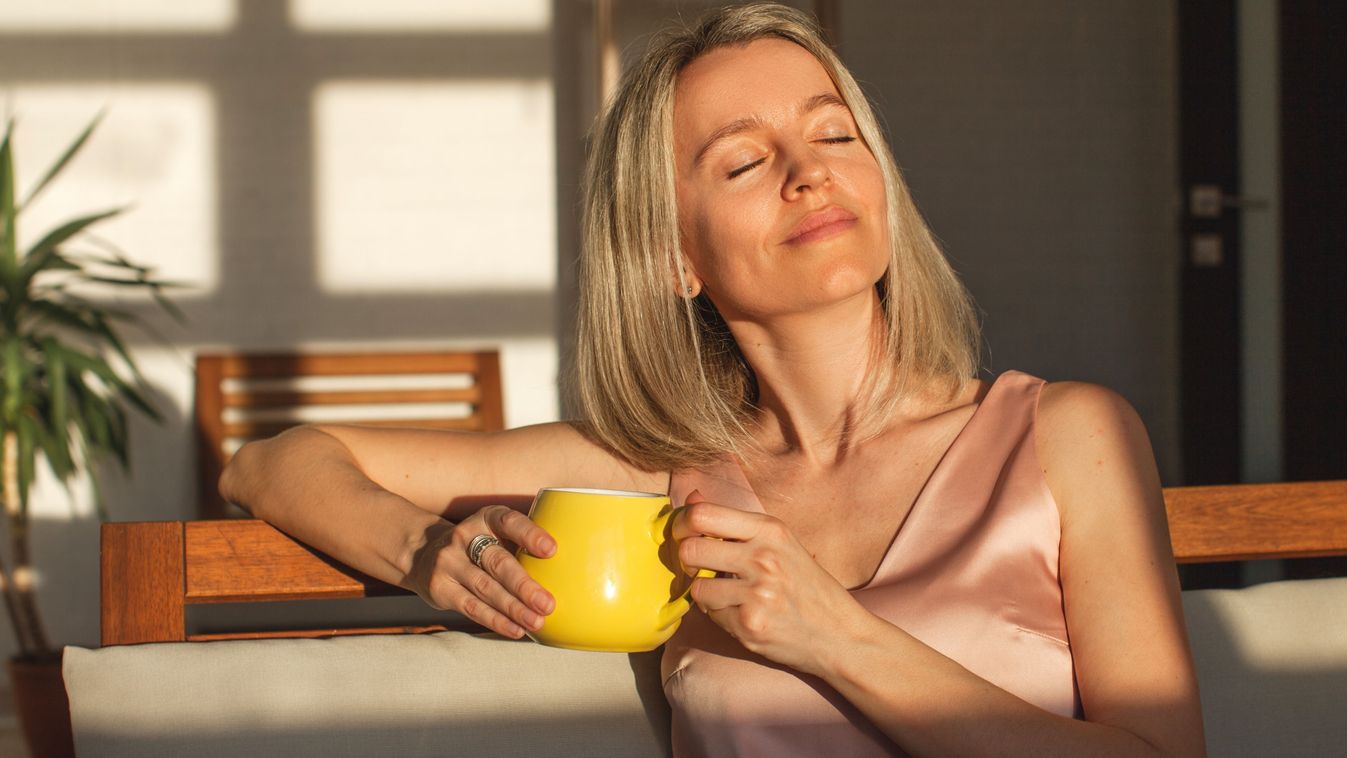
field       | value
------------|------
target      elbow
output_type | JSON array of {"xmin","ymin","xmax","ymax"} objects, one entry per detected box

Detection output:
[
  {"xmin": 218, "ymin": 425, "xmax": 347, "ymax": 519},
  {"xmin": 218, "ymin": 438, "xmax": 261, "ymax": 517}
]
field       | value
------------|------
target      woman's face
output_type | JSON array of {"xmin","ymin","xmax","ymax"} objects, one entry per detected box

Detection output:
[{"xmin": 672, "ymin": 38, "xmax": 889, "ymax": 322}]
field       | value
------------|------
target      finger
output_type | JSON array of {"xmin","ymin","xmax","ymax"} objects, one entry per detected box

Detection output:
[
  {"xmin": 672, "ymin": 499, "xmax": 764, "ymax": 542},
  {"xmin": 484, "ymin": 505, "xmax": 556, "ymax": 558},
  {"xmin": 441, "ymin": 583, "xmax": 527, "ymax": 639},
  {"xmin": 477, "ymin": 539, "xmax": 556, "ymax": 616},
  {"xmin": 461, "ymin": 557, "xmax": 547, "ymax": 632},
  {"xmin": 678, "ymin": 534, "xmax": 745, "ymax": 576},
  {"xmin": 690, "ymin": 575, "xmax": 749, "ymax": 612}
]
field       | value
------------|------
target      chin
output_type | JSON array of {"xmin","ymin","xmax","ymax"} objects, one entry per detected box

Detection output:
[{"xmin": 813, "ymin": 259, "xmax": 887, "ymax": 300}]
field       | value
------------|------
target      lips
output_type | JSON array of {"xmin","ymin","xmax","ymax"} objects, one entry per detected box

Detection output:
[{"xmin": 784, "ymin": 206, "xmax": 858, "ymax": 244}]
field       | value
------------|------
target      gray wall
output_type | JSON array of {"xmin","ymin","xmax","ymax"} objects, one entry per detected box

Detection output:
[{"xmin": 839, "ymin": 0, "xmax": 1181, "ymax": 481}]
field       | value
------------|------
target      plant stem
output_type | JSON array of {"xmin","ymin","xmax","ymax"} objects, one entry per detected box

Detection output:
[
  {"xmin": 0, "ymin": 549, "xmax": 34, "ymax": 657},
  {"xmin": 2, "ymin": 429, "xmax": 37, "ymax": 656},
  {"xmin": 2, "ymin": 429, "xmax": 51, "ymax": 657}
]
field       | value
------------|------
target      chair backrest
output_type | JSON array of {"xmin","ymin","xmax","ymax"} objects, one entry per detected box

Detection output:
[
  {"xmin": 100, "ymin": 480, "xmax": 1347, "ymax": 647},
  {"xmin": 194, "ymin": 350, "xmax": 504, "ymax": 518}
]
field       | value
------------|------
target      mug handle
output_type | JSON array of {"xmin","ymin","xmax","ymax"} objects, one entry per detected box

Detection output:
[{"xmin": 654, "ymin": 506, "xmax": 716, "ymax": 629}]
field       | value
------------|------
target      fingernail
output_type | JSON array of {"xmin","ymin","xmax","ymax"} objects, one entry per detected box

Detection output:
[
  {"xmin": 526, "ymin": 612, "xmax": 544, "ymax": 630},
  {"xmin": 541, "ymin": 538, "xmax": 556, "ymax": 555},
  {"xmin": 536, "ymin": 594, "xmax": 555, "ymax": 615}
]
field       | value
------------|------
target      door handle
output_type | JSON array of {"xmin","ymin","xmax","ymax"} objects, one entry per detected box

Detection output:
[{"xmin": 1189, "ymin": 184, "xmax": 1270, "ymax": 218}]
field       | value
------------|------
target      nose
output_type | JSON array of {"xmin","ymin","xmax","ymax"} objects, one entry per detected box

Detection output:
[{"xmin": 781, "ymin": 142, "xmax": 831, "ymax": 201}]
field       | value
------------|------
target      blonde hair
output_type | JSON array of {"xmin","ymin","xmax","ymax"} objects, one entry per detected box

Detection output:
[{"xmin": 571, "ymin": 2, "xmax": 980, "ymax": 471}]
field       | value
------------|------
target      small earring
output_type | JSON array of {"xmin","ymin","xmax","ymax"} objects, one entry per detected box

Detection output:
[{"xmin": 686, "ymin": 286, "xmax": 694, "ymax": 295}]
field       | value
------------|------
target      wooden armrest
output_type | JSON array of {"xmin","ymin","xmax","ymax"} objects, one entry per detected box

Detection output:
[
  {"xmin": 1164, "ymin": 480, "xmax": 1347, "ymax": 563},
  {"xmin": 101, "ymin": 480, "xmax": 1347, "ymax": 646},
  {"xmin": 101, "ymin": 520, "xmax": 421, "ymax": 646}
]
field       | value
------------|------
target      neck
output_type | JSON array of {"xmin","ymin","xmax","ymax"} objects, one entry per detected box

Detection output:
[{"xmin": 724, "ymin": 290, "xmax": 882, "ymax": 464}]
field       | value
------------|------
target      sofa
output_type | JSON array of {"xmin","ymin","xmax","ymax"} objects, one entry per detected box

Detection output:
[{"xmin": 62, "ymin": 481, "xmax": 1347, "ymax": 756}]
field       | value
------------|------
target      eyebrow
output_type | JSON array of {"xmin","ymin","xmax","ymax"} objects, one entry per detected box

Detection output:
[{"xmin": 691, "ymin": 91, "xmax": 851, "ymax": 168}]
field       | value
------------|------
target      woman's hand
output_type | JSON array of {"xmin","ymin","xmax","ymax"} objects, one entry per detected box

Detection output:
[
  {"xmin": 673, "ymin": 490, "xmax": 869, "ymax": 676},
  {"xmin": 406, "ymin": 505, "xmax": 557, "ymax": 639}
]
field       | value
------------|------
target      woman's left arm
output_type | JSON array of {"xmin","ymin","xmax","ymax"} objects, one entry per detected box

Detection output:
[{"xmin": 676, "ymin": 382, "xmax": 1205, "ymax": 757}]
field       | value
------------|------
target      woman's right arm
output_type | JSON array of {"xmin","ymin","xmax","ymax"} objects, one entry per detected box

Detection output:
[{"xmin": 219, "ymin": 422, "xmax": 661, "ymax": 637}]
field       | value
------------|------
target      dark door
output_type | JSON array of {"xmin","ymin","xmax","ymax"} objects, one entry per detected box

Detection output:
[
  {"xmin": 1280, "ymin": 0, "xmax": 1347, "ymax": 578},
  {"xmin": 1177, "ymin": 0, "xmax": 1347, "ymax": 586},
  {"xmin": 1177, "ymin": 0, "xmax": 1243, "ymax": 489},
  {"xmin": 1280, "ymin": 0, "xmax": 1347, "ymax": 483}
]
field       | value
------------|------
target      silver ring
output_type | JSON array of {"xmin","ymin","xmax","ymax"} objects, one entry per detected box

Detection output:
[{"xmin": 468, "ymin": 534, "xmax": 501, "ymax": 569}]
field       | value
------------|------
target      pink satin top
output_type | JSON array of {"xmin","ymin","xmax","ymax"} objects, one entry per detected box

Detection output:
[{"xmin": 663, "ymin": 370, "xmax": 1081, "ymax": 757}]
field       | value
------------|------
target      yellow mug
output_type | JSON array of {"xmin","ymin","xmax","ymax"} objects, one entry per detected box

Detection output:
[{"xmin": 517, "ymin": 487, "xmax": 706, "ymax": 652}]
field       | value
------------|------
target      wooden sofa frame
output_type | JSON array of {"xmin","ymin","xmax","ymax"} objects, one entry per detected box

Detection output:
[{"xmin": 100, "ymin": 480, "xmax": 1347, "ymax": 647}]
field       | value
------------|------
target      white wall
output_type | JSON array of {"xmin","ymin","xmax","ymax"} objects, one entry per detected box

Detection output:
[{"xmin": 1, "ymin": 0, "xmax": 560, "ymax": 662}]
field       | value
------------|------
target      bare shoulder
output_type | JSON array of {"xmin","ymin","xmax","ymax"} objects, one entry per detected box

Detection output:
[
  {"xmin": 1035, "ymin": 382, "xmax": 1204, "ymax": 753},
  {"xmin": 1034, "ymin": 381, "xmax": 1162, "ymax": 525}
]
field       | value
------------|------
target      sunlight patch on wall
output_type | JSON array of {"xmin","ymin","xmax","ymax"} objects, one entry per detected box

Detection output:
[
  {"xmin": 0, "ymin": 0, "xmax": 235, "ymax": 33},
  {"xmin": 290, "ymin": 0, "xmax": 549, "ymax": 32},
  {"xmin": 4, "ymin": 84, "xmax": 219, "ymax": 297},
  {"xmin": 314, "ymin": 80, "xmax": 555, "ymax": 293}
]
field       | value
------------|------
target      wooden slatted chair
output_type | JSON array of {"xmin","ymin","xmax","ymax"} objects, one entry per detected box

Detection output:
[
  {"xmin": 195, "ymin": 350, "xmax": 504, "ymax": 518},
  {"xmin": 100, "ymin": 480, "xmax": 1347, "ymax": 646}
]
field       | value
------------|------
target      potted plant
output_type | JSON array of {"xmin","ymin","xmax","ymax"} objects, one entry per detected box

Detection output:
[{"xmin": 1, "ymin": 115, "xmax": 181, "ymax": 757}]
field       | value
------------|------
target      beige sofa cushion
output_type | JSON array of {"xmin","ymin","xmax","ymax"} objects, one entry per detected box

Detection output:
[
  {"xmin": 1183, "ymin": 576, "xmax": 1347, "ymax": 757},
  {"xmin": 65, "ymin": 577, "xmax": 1347, "ymax": 756},
  {"xmin": 64, "ymin": 631, "xmax": 670, "ymax": 758}
]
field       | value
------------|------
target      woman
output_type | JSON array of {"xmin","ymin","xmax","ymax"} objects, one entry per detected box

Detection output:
[{"xmin": 222, "ymin": 4, "xmax": 1204, "ymax": 756}]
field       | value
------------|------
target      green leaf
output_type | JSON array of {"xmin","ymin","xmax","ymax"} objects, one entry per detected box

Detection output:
[
  {"xmin": 107, "ymin": 402, "xmax": 129, "ymax": 469},
  {"xmin": 82, "ymin": 274, "xmax": 162, "ymax": 288},
  {"xmin": 151, "ymin": 285, "xmax": 188, "ymax": 324},
  {"xmin": 24, "ymin": 299, "xmax": 99, "ymax": 338},
  {"xmin": 22, "ymin": 207, "xmax": 122, "ymax": 262},
  {"xmin": 51, "ymin": 341, "xmax": 160, "ymax": 423},
  {"xmin": 20, "ymin": 111, "xmax": 103, "ymax": 211},
  {"xmin": 43, "ymin": 339, "xmax": 69, "ymax": 442},
  {"xmin": 0, "ymin": 119, "xmax": 16, "ymax": 270},
  {"xmin": 77, "ymin": 385, "xmax": 110, "ymax": 451},
  {"xmin": 2, "ymin": 337, "xmax": 24, "ymax": 421},
  {"xmin": 21, "ymin": 208, "xmax": 121, "ymax": 265},
  {"xmin": 17, "ymin": 247, "xmax": 81, "ymax": 288},
  {"xmin": 15, "ymin": 412, "xmax": 36, "ymax": 512},
  {"xmin": 33, "ymin": 409, "xmax": 75, "ymax": 482}
]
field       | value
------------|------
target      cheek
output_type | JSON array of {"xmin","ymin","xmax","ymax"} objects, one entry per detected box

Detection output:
[{"xmin": 682, "ymin": 192, "xmax": 771, "ymax": 279}]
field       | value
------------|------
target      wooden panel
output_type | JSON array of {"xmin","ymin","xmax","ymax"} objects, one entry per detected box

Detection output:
[
  {"xmin": 220, "ymin": 416, "xmax": 484, "ymax": 440},
  {"xmin": 195, "ymin": 356, "xmax": 228, "ymax": 519},
  {"xmin": 222, "ymin": 386, "xmax": 482, "ymax": 408},
  {"xmin": 196, "ymin": 349, "xmax": 504, "ymax": 519},
  {"xmin": 1165, "ymin": 480, "xmax": 1347, "ymax": 563},
  {"xmin": 101, "ymin": 522, "xmax": 186, "ymax": 645},
  {"xmin": 184, "ymin": 520, "xmax": 409, "ymax": 603},
  {"xmin": 475, "ymin": 350, "xmax": 505, "ymax": 431},
  {"xmin": 217, "ymin": 352, "xmax": 484, "ymax": 378}
]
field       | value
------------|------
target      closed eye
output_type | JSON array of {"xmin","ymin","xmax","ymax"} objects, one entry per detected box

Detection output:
[
  {"xmin": 728, "ymin": 157, "xmax": 766, "ymax": 179},
  {"xmin": 726, "ymin": 136, "xmax": 853, "ymax": 179}
]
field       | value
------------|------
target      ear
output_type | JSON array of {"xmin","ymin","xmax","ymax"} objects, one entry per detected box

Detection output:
[{"xmin": 670, "ymin": 256, "xmax": 703, "ymax": 299}]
